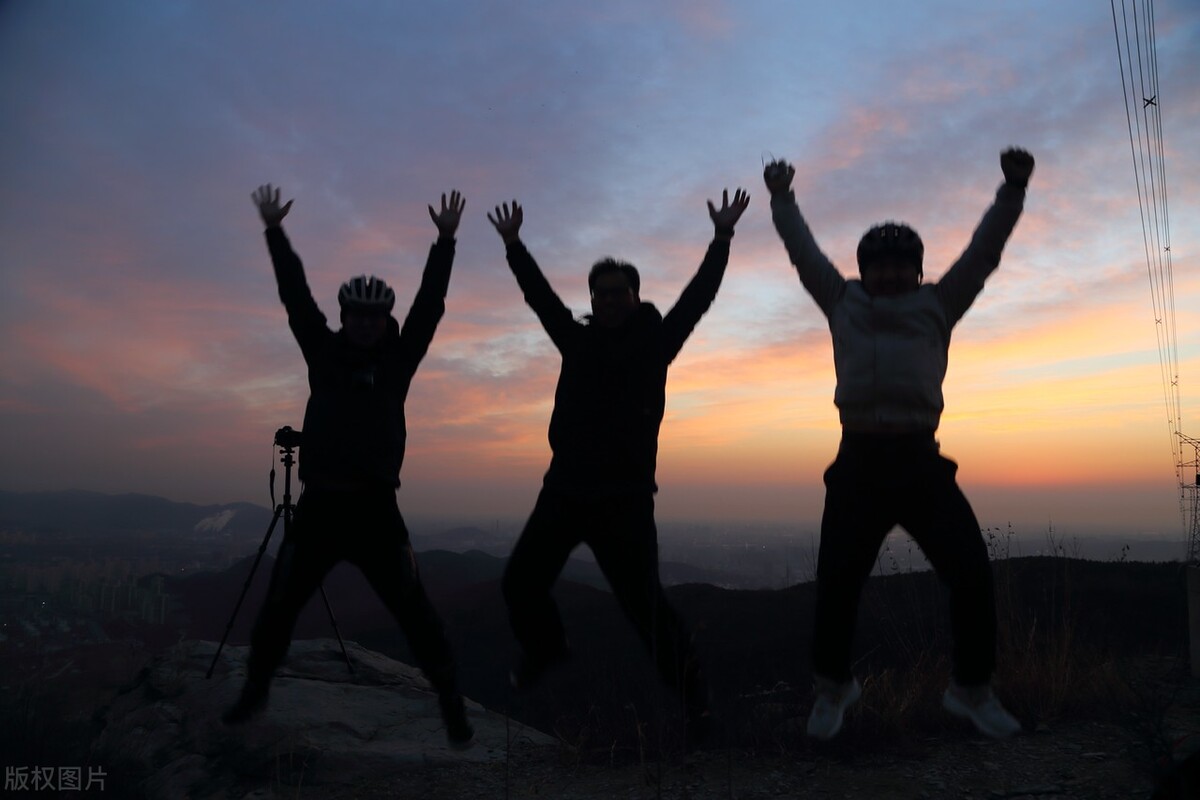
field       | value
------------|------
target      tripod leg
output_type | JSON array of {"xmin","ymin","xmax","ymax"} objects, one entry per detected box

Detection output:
[
  {"xmin": 319, "ymin": 585, "xmax": 355, "ymax": 675},
  {"xmin": 278, "ymin": 493, "xmax": 354, "ymax": 676},
  {"xmin": 207, "ymin": 505, "xmax": 283, "ymax": 679}
]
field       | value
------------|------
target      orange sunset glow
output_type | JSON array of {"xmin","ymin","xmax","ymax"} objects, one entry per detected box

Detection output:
[{"xmin": 0, "ymin": 1, "xmax": 1196, "ymax": 540}]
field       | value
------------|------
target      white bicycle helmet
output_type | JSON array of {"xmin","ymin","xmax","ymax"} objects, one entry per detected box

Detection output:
[{"xmin": 337, "ymin": 275, "xmax": 395, "ymax": 311}]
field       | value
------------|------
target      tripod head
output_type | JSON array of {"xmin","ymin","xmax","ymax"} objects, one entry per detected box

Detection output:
[
  {"xmin": 274, "ymin": 426, "xmax": 303, "ymax": 472},
  {"xmin": 269, "ymin": 426, "xmax": 302, "ymax": 512},
  {"xmin": 274, "ymin": 425, "xmax": 304, "ymax": 451}
]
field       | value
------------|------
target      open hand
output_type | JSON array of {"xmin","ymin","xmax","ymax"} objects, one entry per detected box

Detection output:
[
  {"xmin": 252, "ymin": 184, "xmax": 293, "ymax": 228},
  {"xmin": 429, "ymin": 190, "xmax": 465, "ymax": 238},
  {"xmin": 1000, "ymin": 148, "xmax": 1035, "ymax": 188},
  {"xmin": 708, "ymin": 188, "xmax": 751, "ymax": 232},
  {"xmin": 487, "ymin": 201, "xmax": 523, "ymax": 245},
  {"xmin": 763, "ymin": 160, "xmax": 795, "ymax": 196}
]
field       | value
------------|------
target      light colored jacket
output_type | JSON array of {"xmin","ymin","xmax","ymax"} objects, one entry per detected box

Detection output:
[{"xmin": 770, "ymin": 183, "xmax": 1026, "ymax": 432}]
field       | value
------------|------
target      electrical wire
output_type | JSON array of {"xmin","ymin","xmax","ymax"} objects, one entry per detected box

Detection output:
[{"xmin": 1110, "ymin": 0, "xmax": 1192, "ymax": 553}]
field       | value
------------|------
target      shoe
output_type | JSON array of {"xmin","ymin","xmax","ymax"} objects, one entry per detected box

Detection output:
[
  {"xmin": 806, "ymin": 676, "xmax": 861, "ymax": 740},
  {"xmin": 222, "ymin": 679, "xmax": 269, "ymax": 725},
  {"xmin": 943, "ymin": 682, "xmax": 1021, "ymax": 739},
  {"xmin": 440, "ymin": 693, "xmax": 475, "ymax": 750},
  {"xmin": 508, "ymin": 647, "xmax": 569, "ymax": 692}
]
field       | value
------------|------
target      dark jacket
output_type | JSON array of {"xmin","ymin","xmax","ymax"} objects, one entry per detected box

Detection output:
[
  {"xmin": 504, "ymin": 238, "xmax": 731, "ymax": 496},
  {"xmin": 266, "ymin": 226, "xmax": 453, "ymax": 488}
]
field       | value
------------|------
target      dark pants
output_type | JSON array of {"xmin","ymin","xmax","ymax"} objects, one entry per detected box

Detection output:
[
  {"xmin": 246, "ymin": 488, "xmax": 459, "ymax": 696},
  {"xmin": 502, "ymin": 487, "xmax": 704, "ymax": 708},
  {"xmin": 813, "ymin": 432, "xmax": 997, "ymax": 687}
]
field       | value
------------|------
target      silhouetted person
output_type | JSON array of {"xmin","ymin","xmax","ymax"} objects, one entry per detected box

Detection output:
[
  {"xmin": 223, "ymin": 185, "xmax": 473, "ymax": 748},
  {"xmin": 488, "ymin": 188, "xmax": 750, "ymax": 744},
  {"xmin": 764, "ymin": 148, "xmax": 1035, "ymax": 740}
]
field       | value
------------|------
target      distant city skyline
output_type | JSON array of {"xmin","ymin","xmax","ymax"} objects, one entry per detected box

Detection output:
[{"xmin": 1, "ymin": 2, "xmax": 1197, "ymax": 537}]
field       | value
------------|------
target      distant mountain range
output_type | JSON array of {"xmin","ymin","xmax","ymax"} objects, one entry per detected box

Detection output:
[
  {"xmin": 0, "ymin": 489, "xmax": 274, "ymax": 540},
  {"xmin": 0, "ymin": 488, "xmax": 737, "ymax": 586}
]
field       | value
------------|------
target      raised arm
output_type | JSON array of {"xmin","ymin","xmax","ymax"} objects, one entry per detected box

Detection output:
[
  {"xmin": 397, "ymin": 190, "xmax": 464, "ymax": 372},
  {"xmin": 487, "ymin": 201, "xmax": 576, "ymax": 350},
  {"xmin": 252, "ymin": 184, "xmax": 330, "ymax": 357},
  {"xmin": 660, "ymin": 188, "xmax": 750, "ymax": 362},
  {"xmin": 934, "ymin": 148, "xmax": 1034, "ymax": 327},
  {"xmin": 764, "ymin": 160, "xmax": 846, "ymax": 317}
]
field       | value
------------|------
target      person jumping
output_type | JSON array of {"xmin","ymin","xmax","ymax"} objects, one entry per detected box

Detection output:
[{"xmin": 764, "ymin": 148, "xmax": 1035, "ymax": 740}]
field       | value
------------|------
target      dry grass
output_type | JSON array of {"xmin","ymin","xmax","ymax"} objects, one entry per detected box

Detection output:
[
  {"xmin": 847, "ymin": 526, "xmax": 1156, "ymax": 745},
  {"xmin": 528, "ymin": 527, "xmax": 1179, "ymax": 763}
]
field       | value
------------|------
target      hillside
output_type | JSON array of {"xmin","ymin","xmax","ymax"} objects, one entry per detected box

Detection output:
[{"xmin": 3, "ymin": 552, "xmax": 1198, "ymax": 796}]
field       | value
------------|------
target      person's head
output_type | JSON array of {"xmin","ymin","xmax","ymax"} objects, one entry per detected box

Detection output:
[
  {"xmin": 588, "ymin": 258, "xmax": 640, "ymax": 328},
  {"xmin": 338, "ymin": 275, "xmax": 394, "ymax": 348},
  {"xmin": 856, "ymin": 222, "xmax": 924, "ymax": 297}
]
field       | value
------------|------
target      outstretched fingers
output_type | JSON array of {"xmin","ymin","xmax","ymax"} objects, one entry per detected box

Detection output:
[
  {"xmin": 251, "ymin": 184, "xmax": 272, "ymax": 206},
  {"xmin": 252, "ymin": 184, "xmax": 292, "ymax": 225},
  {"xmin": 487, "ymin": 200, "xmax": 523, "ymax": 243},
  {"xmin": 487, "ymin": 200, "xmax": 520, "ymax": 227},
  {"xmin": 443, "ymin": 189, "xmax": 465, "ymax": 215},
  {"xmin": 429, "ymin": 189, "xmax": 466, "ymax": 235},
  {"xmin": 708, "ymin": 187, "xmax": 751, "ymax": 229}
]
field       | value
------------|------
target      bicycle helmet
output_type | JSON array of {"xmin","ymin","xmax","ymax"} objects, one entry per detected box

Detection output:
[
  {"xmin": 856, "ymin": 222, "xmax": 924, "ymax": 275},
  {"xmin": 337, "ymin": 275, "xmax": 395, "ymax": 311}
]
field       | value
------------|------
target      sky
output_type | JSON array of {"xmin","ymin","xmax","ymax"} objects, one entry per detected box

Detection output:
[{"xmin": 0, "ymin": 1, "xmax": 1197, "ymax": 538}]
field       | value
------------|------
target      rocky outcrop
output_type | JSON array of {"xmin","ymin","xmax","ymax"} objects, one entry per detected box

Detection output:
[{"xmin": 93, "ymin": 638, "xmax": 555, "ymax": 799}]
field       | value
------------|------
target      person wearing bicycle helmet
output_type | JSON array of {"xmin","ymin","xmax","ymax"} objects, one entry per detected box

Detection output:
[
  {"xmin": 764, "ymin": 148, "xmax": 1035, "ymax": 742},
  {"xmin": 223, "ymin": 185, "xmax": 474, "ymax": 749}
]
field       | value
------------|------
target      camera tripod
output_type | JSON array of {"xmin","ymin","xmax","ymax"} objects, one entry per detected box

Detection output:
[{"xmin": 206, "ymin": 426, "xmax": 353, "ymax": 679}]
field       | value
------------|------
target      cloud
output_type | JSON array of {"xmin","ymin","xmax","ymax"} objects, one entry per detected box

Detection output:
[{"xmin": 0, "ymin": 1, "xmax": 1196, "ymax": 530}]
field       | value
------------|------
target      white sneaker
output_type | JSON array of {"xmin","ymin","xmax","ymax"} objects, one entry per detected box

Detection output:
[
  {"xmin": 806, "ymin": 676, "xmax": 862, "ymax": 740},
  {"xmin": 943, "ymin": 682, "xmax": 1021, "ymax": 739}
]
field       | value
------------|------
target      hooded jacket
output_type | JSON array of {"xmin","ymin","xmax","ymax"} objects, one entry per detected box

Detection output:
[
  {"xmin": 504, "ymin": 237, "xmax": 730, "ymax": 495},
  {"xmin": 265, "ymin": 226, "xmax": 453, "ymax": 488},
  {"xmin": 770, "ymin": 182, "xmax": 1026, "ymax": 432}
]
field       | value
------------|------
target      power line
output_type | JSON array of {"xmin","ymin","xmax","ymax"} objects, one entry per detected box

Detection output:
[{"xmin": 1110, "ymin": 0, "xmax": 1194, "ymax": 559}]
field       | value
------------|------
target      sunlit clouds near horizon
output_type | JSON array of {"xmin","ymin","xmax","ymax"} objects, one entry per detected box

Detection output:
[{"xmin": 0, "ymin": 1, "xmax": 1197, "ymax": 536}]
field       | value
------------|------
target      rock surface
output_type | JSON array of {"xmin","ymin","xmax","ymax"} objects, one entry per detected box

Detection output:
[
  {"xmin": 94, "ymin": 638, "xmax": 555, "ymax": 799},
  {"xmin": 90, "ymin": 642, "xmax": 1200, "ymax": 799}
]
